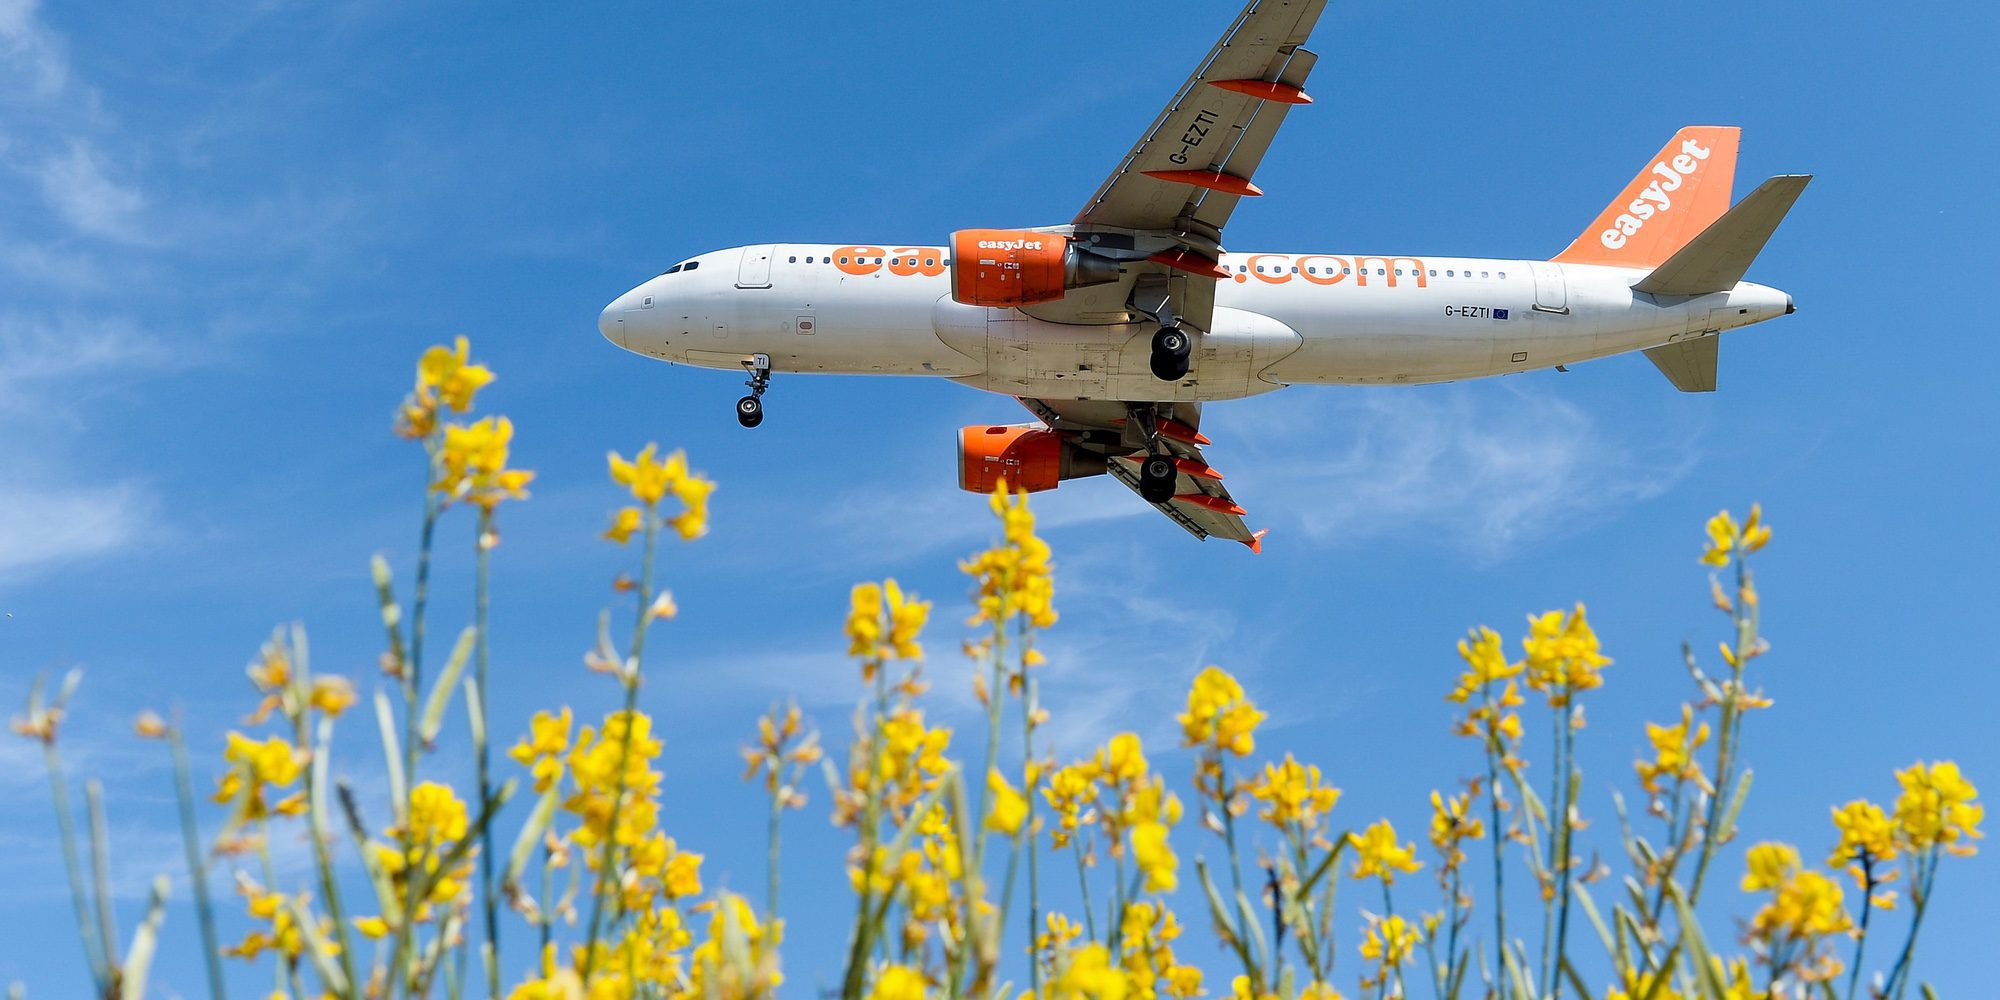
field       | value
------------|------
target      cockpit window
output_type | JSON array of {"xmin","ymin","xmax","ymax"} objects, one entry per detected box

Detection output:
[
  {"xmin": 664, "ymin": 264, "xmax": 682, "ymax": 274},
  {"xmin": 683, "ymin": 260, "xmax": 700, "ymax": 271}
]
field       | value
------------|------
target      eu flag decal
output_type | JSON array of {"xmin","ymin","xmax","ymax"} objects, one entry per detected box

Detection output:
[{"xmin": 1494, "ymin": 308, "xmax": 1509, "ymax": 320}]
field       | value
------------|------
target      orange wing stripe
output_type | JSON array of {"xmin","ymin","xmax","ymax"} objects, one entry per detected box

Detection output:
[
  {"xmin": 1147, "ymin": 249, "xmax": 1230, "ymax": 280},
  {"xmin": 1173, "ymin": 493, "xmax": 1247, "ymax": 516},
  {"xmin": 1141, "ymin": 170, "xmax": 1263, "ymax": 197},
  {"xmin": 1208, "ymin": 79, "xmax": 1312, "ymax": 104}
]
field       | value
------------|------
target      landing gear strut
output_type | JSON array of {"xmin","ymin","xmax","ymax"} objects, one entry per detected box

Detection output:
[
  {"xmin": 1149, "ymin": 324, "xmax": 1191, "ymax": 381},
  {"xmin": 736, "ymin": 353, "xmax": 771, "ymax": 428}
]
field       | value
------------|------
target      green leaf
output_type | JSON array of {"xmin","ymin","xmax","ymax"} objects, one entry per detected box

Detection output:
[
  {"xmin": 419, "ymin": 627, "xmax": 477, "ymax": 746},
  {"xmin": 286, "ymin": 896, "xmax": 350, "ymax": 995},
  {"xmin": 374, "ymin": 690, "xmax": 407, "ymax": 824},
  {"xmin": 505, "ymin": 785, "xmax": 561, "ymax": 891},
  {"xmin": 118, "ymin": 875, "xmax": 170, "ymax": 1000},
  {"xmin": 1717, "ymin": 770, "xmax": 1753, "ymax": 844},
  {"xmin": 1571, "ymin": 881, "xmax": 1617, "ymax": 961}
]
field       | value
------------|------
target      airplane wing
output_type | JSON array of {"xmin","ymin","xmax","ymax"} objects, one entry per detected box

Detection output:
[
  {"xmin": 1073, "ymin": 0, "xmax": 1325, "ymax": 243},
  {"xmin": 1025, "ymin": 0, "xmax": 1324, "ymax": 336},
  {"xmin": 1019, "ymin": 397, "xmax": 1268, "ymax": 552}
]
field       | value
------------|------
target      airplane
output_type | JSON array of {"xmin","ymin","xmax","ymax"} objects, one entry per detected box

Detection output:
[{"xmin": 597, "ymin": 0, "xmax": 1809, "ymax": 552}]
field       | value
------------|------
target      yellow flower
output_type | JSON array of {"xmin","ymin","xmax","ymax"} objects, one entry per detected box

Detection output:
[
  {"xmin": 133, "ymin": 710, "xmax": 167, "ymax": 739},
  {"xmin": 1829, "ymin": 799, "xmax": 1898, "ymax": 866},
  {"xmin": 510, "ymin": 708, "xmax": 573, "ymax": 793},
  {"xmin": 437, "ymin": 416, "xmax": 535, "ymax": 509},
  {"xmin": 607, "ymin": 443, "xmax": 679, "ymax": 505},
  {"xmin": 214, "ymin": 732, "xmax": 305, "ymax": 821},
  {"xmin": 1740, "ymin": 841, "xmax": 1801, "ymax": 892},
  {"xmin": 1751, "ymin": 868, "xmax": 1852, "ymax": 938},
  {"xmin": 1635, "ymin": 704, "xmax": 1711, "ymax": 795},
  {"xmin": 1042, "ymin": 761, "xmax": 1101, "ymax": 849},
  {"xmin": 1131, "ymin": 820, "xmax": 1178, "ymax": 893},
  {"xmin": 1427, "ymin": 789, "xmax": 1484, "ymax": 870},
  {"xmin": 401, "ymin": 782, "xmax": 469, "ymax": 846},
  {"xmin": 1701, "ymin": 504, "xmax": 1771, "ymax": 567},
  {"xmin": 1050, "ymin": 942, "xmax": 1128, "ymax": 1000},
  {"xmin": 1448, "ymin": 626, "xmax": 1522, "ymax": 702},
  {"xmin": 419, "ymin": 336, "xmax": 496, "ymax": 413},
  {"xmin": 869, "ymin": 964, "xmax": 927, "ymax": 1000},
  {"xmin": 309, "ymin": 675, "xmax": 356, "ymax": 717},
  {"xmin": 1348, "ymin": 819, "xmax": 1423, "ymax": 884},
  {"xmin": 1358, "ymin": 913, "xmax": 1419, "ymax": 967},
  {"xmin": 353, "ymin": 915, "xmax": 390, "ymax": 939},
  {"xmin": 1893, "ymin": 759, "xmax": 1983, "ymax": 854},
  {"xmin": 1520, "ymin": 604, "xmax": 1611, "ymax": 704},
  {"xmin": 1246, "ymin": 753, "xmax": 1341, "ymax": 827},
  {"xmin": 1176, "ymin": 666, "xmax": 1264, "ymax": 757},
  {"xmin": 986, "ymin": 768, "xmax": 1028, "ymax": 835},
  {"xmin": 603, "ymin": 506, "xmax": 642, "ymax": 544},
  {"xmin": 961, "ymin": 485, "xmax": 1058, "ymax": 629},
  {"xmin": 846, "ymin": 579, "xmax": 930, "ymax": 679}
]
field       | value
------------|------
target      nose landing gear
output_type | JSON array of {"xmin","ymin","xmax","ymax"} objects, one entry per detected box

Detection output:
[{"xmin": 736, "ymin": 353, "xmax": 771, "ymax": 428}]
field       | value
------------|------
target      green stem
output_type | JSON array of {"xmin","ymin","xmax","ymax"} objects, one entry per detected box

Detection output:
[
  {"xmin": 1882, "ymin": 849, "xmax": 1937, "ymax": 1000},
  {"xmin": 84, "ymin": 781, "xmax": 120, "ymax": 988},
  {"xmin": 474, "ymin": 507, "xmax": 499, "ymax": 1000},
  {"xmin": 580, "ymin": 506, "xmax": 659, "ymax": 981},
  {"xmin": 1480, "ymin": 684, "xmax": 1510, "ymax": 989},
  {"xmin": 1019, "ymin": 627, "xmax": 1043, "ymax": 994},
  {"xmin": 766, "ymin": 771, "xmax": 784, "ymax": 920},
  {"xmin": 1844, "ymin": 856, "xmax": 1874, "ymax": 1000},
  {"xmin": 169, "ymin": 721, "xmax": 229, "ymax": 1000},
  {"xmin": 1551, "ymin": 701, "xmax": 1576, "ymax": 1000},
  {"xmin": 44, "ymin": 741, "xmax": 108, "ymax": 993}
]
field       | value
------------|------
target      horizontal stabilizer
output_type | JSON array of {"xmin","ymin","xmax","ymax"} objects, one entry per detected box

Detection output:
[
  {"xmin": 1644, "ymin": 336, "xmax": 1719, "ymax": 393},
  {"xmin": 1634, "ymin": 175, "xmax": 1811, "ymax": 296}
]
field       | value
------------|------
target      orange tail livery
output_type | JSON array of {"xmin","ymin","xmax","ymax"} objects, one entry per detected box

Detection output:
[{"xmin": 1555, "ymin": 125, "xmax": 1740, "ymax": 268}]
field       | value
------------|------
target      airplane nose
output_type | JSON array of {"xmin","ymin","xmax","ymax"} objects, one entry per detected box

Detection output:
[{"xmin": 599, "ymin": 300, "xmax": 625, "ymax": 347}]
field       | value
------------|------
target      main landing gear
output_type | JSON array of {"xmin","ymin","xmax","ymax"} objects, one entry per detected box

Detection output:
[
  {"xmin": 1149, "ymin": 324, "xmax": 1191, "ymax": 381},
  {"xmin": 736, "ymin": 353, "xmax": 771, "ymax": 428},
  {"xmin": 1130, "ymin": 404, "xmax": 1180, "ymax": 504},
  {"xmin": 1138, "ymin": 452, "xmax": 1178, "ymax": 504}
]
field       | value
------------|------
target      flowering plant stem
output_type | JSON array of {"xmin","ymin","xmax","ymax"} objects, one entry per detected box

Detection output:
[{"xmin": 474, "ymin": 506, "xmax": 500, "ymax": 1000}]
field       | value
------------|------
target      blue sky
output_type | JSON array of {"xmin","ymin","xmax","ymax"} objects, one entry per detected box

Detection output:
[{"xmin": 2, "ymin": 0, "xmax": 1996, "ymax": 995}]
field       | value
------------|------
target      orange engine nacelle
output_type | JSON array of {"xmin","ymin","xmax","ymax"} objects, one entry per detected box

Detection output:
[
  {"xmin": 958, "ymin": 424, "xmax": 1064, "ymax": 494},
  {"xmin": 950, "ymin": 229, "xmax": 1121, "ymax": 308}
]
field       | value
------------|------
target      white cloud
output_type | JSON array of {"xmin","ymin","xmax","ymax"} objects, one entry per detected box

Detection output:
[
  {"xmin": 0, "ymin": 482, "xmax": 152, "ymax": 580},
  {"xmin": 36, "ymin": 139, "xmax": 144, "ymax": 240},
  {"xmin": 1227, "ymin": 384, "xmax": 1695, "ymax": 561},
  {"xmin": 0, "ymin": 0, "xmax": 69, "ymax": 98}
]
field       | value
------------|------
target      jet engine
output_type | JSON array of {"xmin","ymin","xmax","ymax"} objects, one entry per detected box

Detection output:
[
  {"xmin": 950, "ymin": 229, "xmax": 1122, "ymax": 307},
  {"xmin": 957, "ymin": 423, "xmax": 1108, "ymax": 494}
]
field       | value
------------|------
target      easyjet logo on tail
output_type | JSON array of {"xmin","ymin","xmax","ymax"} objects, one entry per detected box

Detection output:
[
  {"xmin": 1600, "ymin": 137, "xmax": 1712, "ymax": 250},
  {"xmin": 1553, "ymin": 125, "xmax": 1740, "ymax": 269}
]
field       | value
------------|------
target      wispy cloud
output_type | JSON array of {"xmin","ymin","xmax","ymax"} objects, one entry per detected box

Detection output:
[
  {"xmin": 1214, "ymin": 384, "xmax": 1695, "ymax": 561},
  {"xmin": 0, "ymin": 0, "xmax": 70, "ymax": 99},
  {"xmin": 36, "ymin": 139, "xmax": 144, "ymax": 241}
]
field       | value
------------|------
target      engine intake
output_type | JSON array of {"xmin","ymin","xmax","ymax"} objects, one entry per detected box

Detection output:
[
  {"xmin": 957, "ymin": 424, "xmax": 1106, "ymax": 494},
  {"xmin": 950, "ymin": 229, "xmax": 1122, "ymax": 307}
]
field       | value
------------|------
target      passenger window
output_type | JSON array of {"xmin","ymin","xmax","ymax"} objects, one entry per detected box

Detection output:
[
  {"xmin": 1447, "ymin": 270, "xmax": 1455, "ymax": 277},
  {"xmin": 1239, "ymin": 266, "xmax": 1248, "ymax": 273},
  {"xmin": 788, "ymin": 256, "xmax": 797, "ymax": 263},
  {"xmin": 1498, "ymin": 271, "xmax": 1507, "ymax": 279},
  {"xmin": 1480, "ymin": 271, "xmax": 1489, "ymax": 278},
  {"xmin": 1377, "ymin": 269, "xmax": 1385, "ymax": 276},
  {"xmin": 1395, "ymin": 269, "xmax": 1403, "ymax": 276},
  {"xmin": 926, "ymin": 258, "xmax": 935, "ymax": 267},
  {"xmin": 1256, "ymin": 266, "xmax": 1265, "ymax": 273},
  {"xmin": 1428, "ymin": 269, "xmax": 1436, "ymax": 277},
  {"xmin": 840, "ymin": 256, "xmax": 849, "ymax": 264},
  {"xmin": 1342, "ymin": 267, "xmax": 1351, "ymax": 275},
  {"xmin": 1290, "ymin": 267, "xmax": 1298, "ymax": 274}
]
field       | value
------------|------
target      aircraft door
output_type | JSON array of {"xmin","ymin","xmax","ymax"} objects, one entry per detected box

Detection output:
[
  {"xmin": 1529, "ymin": 261, "xmax": 1568, "ymax": 314},
  {"xmin": 736, "ymin": 245, "xmax": 774, "ymax": 289}
]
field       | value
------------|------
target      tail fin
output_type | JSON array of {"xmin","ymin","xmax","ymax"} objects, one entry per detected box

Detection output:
[
  {"xmin": 1633, "ymin": 174, "xmax": 1811, "ymax": 296},
  {"xmin": 1554, "ymin": 125, "xmax": 1740, "ymax": 268}
]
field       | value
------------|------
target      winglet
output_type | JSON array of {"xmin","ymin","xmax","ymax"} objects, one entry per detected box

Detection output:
[
  {"xmin": 1632, "ymin": 175, "xmax": 1812, "ymax": 296},
  {"xmin": 1244, "ymin": 529, "xmax": 1268, "ymax": 554}
]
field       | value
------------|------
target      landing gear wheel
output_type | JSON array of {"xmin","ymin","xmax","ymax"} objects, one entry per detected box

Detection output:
[
  {"xmin": 737, "ymin": 353, "xmax": 772, "ymax": 428},
  {"xmin": 1149, "ymin": 325, "xmax": 1191, "ymax": 381},
  {"xmin": 1138, "ymin": 454, "xmax": 1177, "ymax": 504}
]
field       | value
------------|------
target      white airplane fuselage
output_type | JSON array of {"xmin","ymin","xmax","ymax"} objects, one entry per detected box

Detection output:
[{"xmin": 600, "ymin": 243, "xmax": 1789, "ymax": 403}]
